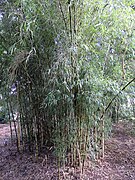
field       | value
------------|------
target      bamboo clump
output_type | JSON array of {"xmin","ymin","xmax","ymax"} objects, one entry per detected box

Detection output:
[{"xmin": 4, "ymin": 0, "xmax": 134, "ymax": 174}]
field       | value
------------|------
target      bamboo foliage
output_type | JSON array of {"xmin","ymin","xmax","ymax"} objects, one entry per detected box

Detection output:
[{"xmin": 0, "ymin": 0, "xmax": 134, "ymax": 173}]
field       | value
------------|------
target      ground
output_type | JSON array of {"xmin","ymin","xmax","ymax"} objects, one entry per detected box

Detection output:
[{"xmin": 0, "ymin": 121, "xmax": 135, "ymax": 180}]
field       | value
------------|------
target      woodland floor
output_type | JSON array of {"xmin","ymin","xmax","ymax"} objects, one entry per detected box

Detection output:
[{"xmin": 0, "ymin": 121, "xmax": 135, "ymax": 180}]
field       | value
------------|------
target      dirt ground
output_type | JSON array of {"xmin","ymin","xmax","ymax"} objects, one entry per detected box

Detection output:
[{"xmin": 0, "ymin": 121, "xmax": 135, "ymax": 180}]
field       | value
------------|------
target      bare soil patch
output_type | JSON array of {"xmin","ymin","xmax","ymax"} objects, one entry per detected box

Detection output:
[{"xmin": 0, "ymin": 121, "xmax": 135, "ymax": 180}]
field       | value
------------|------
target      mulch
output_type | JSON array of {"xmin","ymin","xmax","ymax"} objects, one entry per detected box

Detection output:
[{"xmin": 0, "ymin": 121, "xmax": 135, "ymax": 180}]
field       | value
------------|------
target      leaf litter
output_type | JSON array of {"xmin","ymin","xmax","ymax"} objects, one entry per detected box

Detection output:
[{"xmin": 0, "ymin": 121, "xmax": 135, "ymax": 180}]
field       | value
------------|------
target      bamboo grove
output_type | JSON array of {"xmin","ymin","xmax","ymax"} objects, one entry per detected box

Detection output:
[{"xmin": 0, "ymin": 0, "xmax": 135, "ymax": 171}]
